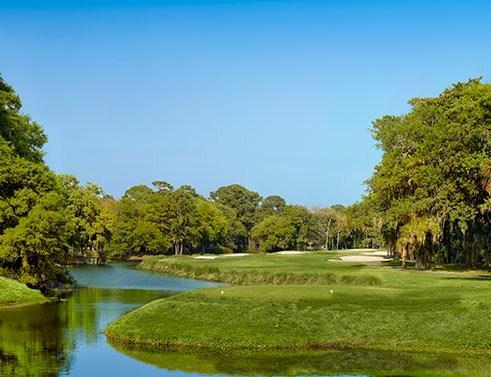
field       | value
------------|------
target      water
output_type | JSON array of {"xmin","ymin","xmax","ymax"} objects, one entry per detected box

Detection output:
[
  {"xmin": 0, "ymin": 263, "xmax": 220, "ymax": 377},
  {"xmin": 0, "ymin": 263, "xmax": 489, "ymax": 377}
]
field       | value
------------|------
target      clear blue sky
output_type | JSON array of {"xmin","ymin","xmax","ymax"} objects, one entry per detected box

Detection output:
[{"xmin": 1, "ymin": 0, "xmax": 490, "ymax": 206}]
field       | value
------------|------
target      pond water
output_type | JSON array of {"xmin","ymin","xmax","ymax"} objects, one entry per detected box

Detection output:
[{"xmin": 0, "ymin": 263, "xmax": 488, "ymax": 377}]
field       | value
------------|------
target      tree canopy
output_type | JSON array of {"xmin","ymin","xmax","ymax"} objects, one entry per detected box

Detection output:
[{"xmin": 367, "ymin": 79, "xmax": 491, "ymax": 267}]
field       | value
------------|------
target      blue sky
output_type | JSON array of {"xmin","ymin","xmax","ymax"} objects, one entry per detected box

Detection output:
[{"xmin": 1, "ymin": 0, "xmax": 490, "ymax": 206}]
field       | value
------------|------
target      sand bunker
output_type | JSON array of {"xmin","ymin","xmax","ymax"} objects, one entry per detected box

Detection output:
[
  {"xmin": 275, "ymin": 251, "xmax": 306, "ymax": 255},
  {"xmin": 193, "ymin": 253, "xmax": 249, "ymax": 260},
  {"xmin": 340, "ymin": 255, "xmax": 390, "ymax": 263},
  {"xmin": 362, "ymin": 251, "xmax": 388, "ymax": 257}
]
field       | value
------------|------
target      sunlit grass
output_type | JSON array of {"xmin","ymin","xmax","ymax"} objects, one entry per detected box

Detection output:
[
  {"xmin": 0, "ymin": 276, "xmax": 46, "ymax": 306},
  {"xmin": 108, "ymin": 252, "xmax": 491, "ymax": 355}
]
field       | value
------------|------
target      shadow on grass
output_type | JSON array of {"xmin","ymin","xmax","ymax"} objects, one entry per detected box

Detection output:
[{"xmin": 442, "ymin": 275, "xmax": 491, "ymax": 281}]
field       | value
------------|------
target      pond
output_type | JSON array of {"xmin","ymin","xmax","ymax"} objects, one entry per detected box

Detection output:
[{"xmin": 0, "ymin": 263, "xmax": 488, "ymax": 377}]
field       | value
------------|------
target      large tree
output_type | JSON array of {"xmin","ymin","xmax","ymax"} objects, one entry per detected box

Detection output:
[
  {"xmin": 0, "ymin": 76, "xmax": 117, "ymax": 288},
  {"xmin": 0, "ymin": 76, "xmax": 73, "ymax": 289},
  {"xmin": 368, "ymin": 79, "xmax": 491, "ymax": 268}
]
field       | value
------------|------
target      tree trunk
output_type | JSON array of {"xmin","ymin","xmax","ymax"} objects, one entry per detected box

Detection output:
[{"xmin": 325, "ymin": 219, "xmax": 332, "ymax": 251}]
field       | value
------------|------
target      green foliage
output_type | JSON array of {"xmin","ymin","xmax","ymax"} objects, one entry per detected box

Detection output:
[
  {"xmin": 60, "ymin": 176, "xmax": 115, "ymax": 261},
  {"xmin": 0, "ymin": 75, "xmax": 115, "ymax": 290},
  {"xmin": 251, "ymin": 215, "xmax": 295, "ymax": 252},
  {"xmin": 210, "ymin": 185, "xmax": 262, "ymax": 249},
  {"xmin": 0, "ymin": 192, "xmax": 73, "ymax": 288},
  {"xmin": 0, "ymin": 140, "xmax": 57, "ymax": 233},
  {"xmin": 0, "ymin": 76, "xmax": 47, "ymax": 162},
  {"xmin": 109, "ymin": 185, "xmax": 170, "ymax": 257},
  {"xmin": 251, "ymin": 203, "xmax": 373, "ymax": 252},
  {"xmin": 109, "ymin": 184, "xmax": 235, "ymax": 256},
  {"xmin": 256, "ymin": 195, "xmax": 286, "ymax": 220},
  {"xmin": 367, "ymin": 78, "xmax": 491, "ymax": 267},
  {"xmin": 0, "ymin": 76, "xmax": 69, "ymax": 290}
]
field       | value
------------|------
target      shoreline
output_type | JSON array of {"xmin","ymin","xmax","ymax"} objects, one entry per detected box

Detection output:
[{"xmin": 106, "ymin": 252, "xmax": 491, "ymax": 355}]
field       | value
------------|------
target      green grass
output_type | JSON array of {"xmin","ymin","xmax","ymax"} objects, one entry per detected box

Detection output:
[
  {"xmin": 139, "ymin": 251, "xmax": 387, "ymax": 286},
  {"xmin": 0, "ymin": 276, "xmax": 46, "ymax": 307},
  {"xmin": 108, "ymin": 250, "xmax": 491, "ymax": 360}
]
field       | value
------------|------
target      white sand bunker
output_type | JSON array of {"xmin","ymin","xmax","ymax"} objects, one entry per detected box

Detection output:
[
  {"xmin": 340, "ymin": 255, "xmax": 390, "ymax": 263},
  {"xmin": 362, "ymin": 251, "xmax": 388, "ymax": 257},
  {"xmin": 193, "ymin": 253, "xmax": 249, "ymax": 260},
  {"xmin": 275, "ymin": 251, "xmax": 306, "ymax": 255}
]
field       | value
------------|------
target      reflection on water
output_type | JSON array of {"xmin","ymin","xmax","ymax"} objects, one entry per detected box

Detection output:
[
  {"xmin": 113, "ymin": 344, "xmax": 491, "ymax": 377},
  {"xmin": 0, "ymin": 263, "xmax": 217, "ymax": 377},
  {"xmin": 0, "ymin": 262, "xmax": 489, "ymax": 377},
  {"xmin": 0, "ymin": 300, "xmax": 73, "ymax": 377}
]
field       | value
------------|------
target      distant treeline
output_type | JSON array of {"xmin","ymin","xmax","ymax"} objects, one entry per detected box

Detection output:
[
  {"xmin": 0, "ymin": 75, "xmax": 373, "ymax": 290},
  {"xmin": 1, "ymin": 75, "xmax": 491, "ymax": 290},
  {"xmin": 106, "ymin": 182, "xmax": 374, "ymax": 258}
]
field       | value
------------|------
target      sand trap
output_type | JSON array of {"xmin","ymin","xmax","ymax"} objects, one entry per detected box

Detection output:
[
  {"xmin": 193, "ymin": 253, "xmax": 249, "ymax": 259},
  {"xmin": 362, "ymin": 251, "xmax": 388, "ymax": 257},
  {"xmin": 275, "ymin": 251, "xmax": 306, "ymax": 255},
  {"xmin": 340, "ymin": 255, "xmax": 391, "ymax": 263}
]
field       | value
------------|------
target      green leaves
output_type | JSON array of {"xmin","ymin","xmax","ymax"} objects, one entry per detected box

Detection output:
[
  {"xmin": 367, "ymin": 78, "xmax": 491, "ymax": 267},
  {"xmin": 0, "ymin": 76, "xmax": 47, "ymax": 162},
  {"xmin": 0, "ymin": 192, "xmax": 71, "ymax": 287},
  {"xmin": 251, "ymin": 215, "xmax": 296, "ymax": 252}
]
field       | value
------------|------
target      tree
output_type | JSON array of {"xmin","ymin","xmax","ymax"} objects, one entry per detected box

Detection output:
[
  {"xmin": 367, "ymin": 79, "xmax": 491, "ymax": 268},
  {"xmin": 257, "ymin": 195, "xmax": 286, "ymax": 220},
  {"xmin": 0, "ymin": 192, "xmax": 73, "ymax": 290},
  {"xmin": 0, "ymin": 75, "xmax": 73, "ymax": 290},
  {"xmin": 283, "ymin": 205, "xmax": 316, "ymax": 250},
  {"xmin": 59, "ymin": 176, "xmax": 114, "ymax": 262},
  {"xmin": 152, "ymin": 181, "xmax": 174, "ymax": 192},
  {"xmin": 312, "ymin": 207, "xmax": 337, "ymax": 250},
  {"xmin": 110, "ymin": 185, "xmax": 170, "ymax": 257},
  {"xmin": 251, "ymin": 215, "xmax": 295, "ymax": 252},
  {"xmin": 195, "ymin": 199, "xmax": 229, "ymax": 252},
  {"xmin": 0, "ymin": 140, "xmax": 57, "ymax": 234},
  {"xmin": 210, "ymin": 184, "xmax": 262, "ymax": 249},
  {"xmin": 166, "ymin": 186, "xmax": 201, "ymax": 255},
  {"xmin": 0, "ymin": 76, "xmax": 47, "ymax": 162}
]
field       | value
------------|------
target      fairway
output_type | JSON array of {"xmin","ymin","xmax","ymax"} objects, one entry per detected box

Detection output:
[{"xmin": 107, "ymin": 251, "xmax": 491, "ymax": 355}]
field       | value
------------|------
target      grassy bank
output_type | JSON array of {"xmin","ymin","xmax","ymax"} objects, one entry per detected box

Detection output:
[
  {"xmin": 107, "ymin": 251, "xmax": 491, "ymax": 354},
  {"xmin": 139, "ymin": 251, "xmax": 386, "ymax": 286},
  {"xmin": 0, "ymin": 276, "xmax": 46, "ymax": 307}
]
